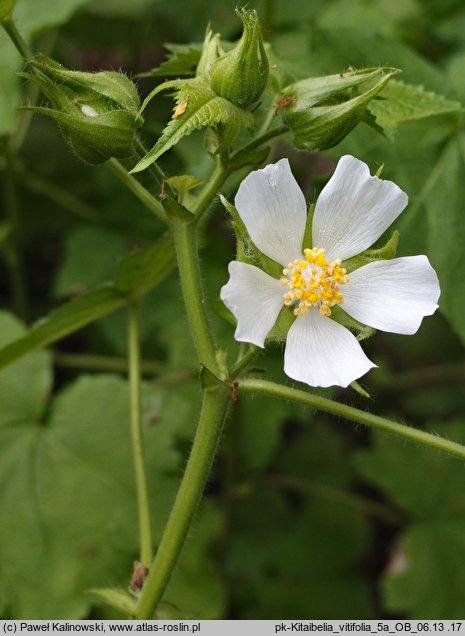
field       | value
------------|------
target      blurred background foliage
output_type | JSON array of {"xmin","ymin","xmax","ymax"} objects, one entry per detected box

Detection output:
[{"xmin": 1, "ymin": 0, "xmax": 465, "ymax": 620}]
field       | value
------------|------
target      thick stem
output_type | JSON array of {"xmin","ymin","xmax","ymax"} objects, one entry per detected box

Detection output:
[
  {"xmin": 238, "ymin": 379, "xmax": 465, "ymax": 462},
  {"xmin": 107, "ymin": 158, "xmax": 167, "ymax": 223},
  {"xmin": 135, "ymin": 387, "xmax": 230, "ymax": 619},
  {"xmin": 128, "ymin": 301, "xmax": 153, "ymax": 566},
  {"xmin": 172, "ymin": 222, "xmax": 220, "ymax": 375}
]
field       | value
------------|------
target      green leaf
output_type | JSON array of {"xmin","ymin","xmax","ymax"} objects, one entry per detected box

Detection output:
[
  {"xmin": 130, "ymin": 80, "xmax": 254, "ymax": 173},
  {"xmin": 114, "ymin": 233, "xmax": 176, "ymax": 298},
  {"xmin": 368, "ymin": 80, "xmax": 464, "ymax": 138},
  {"xmin": 138, "ymin": 43, "xmax": 202, "ymax": 78},
  {"xmin": 228, "ymin": 421, "xmax": 374, "ymax": 618},
  {"xmin": 355, "ymin": 420, "xmax": 465, "ymax": 618},
  {"xmin": 166, "ymin": 175, "xmax": 205, "ymax": 199},
  {"xmin": 0, "ymin": 323, "xmax": 222, "ymax": 617},
  {"xmin": 0, "ymin": 234, "xmax": 176, "ymax": 371},
  {"xmin": 54, "ymin": 226, "xmax": 128, "ymax": 297},
  {"xmin": 0, "ymin": 287, "xmax": 126, "ymax": 371},
  {"xmin": 383, "ymin": 522, "xmax": 465, "ymax": 620},
  {"xmin": 0, "ymin": 312, "xmax": 51, "ymax": 427},
  {"xmin": 424, "ymin": 136, "xmax": 465, "ymax": 345},
  {"xmin": 0, "ymin": 373, "xmax": 179, "ymax": 618}
]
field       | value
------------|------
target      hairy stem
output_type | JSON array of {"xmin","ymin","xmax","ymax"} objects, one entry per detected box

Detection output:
[
  {"xmin": 238, "ymin": 379, "xmax": 465, "ymax": 462},
  {"xmin": 135, "ymin": 387, "xmax": 230, "ymax": 618},
  {"xmin": 172, "ymin": 222, "xmax": 220, "ymax": 375},
  {"xmin": 128, "ymin": 301, "xmax": 153, "ymax": 566}
]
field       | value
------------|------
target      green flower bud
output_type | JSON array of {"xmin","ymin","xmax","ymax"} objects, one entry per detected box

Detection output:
[
  {"xmin": 196, "ymin": 24, "xmax": 221, "ymax": 80},
  {"xmin": 21, "ymin": 55, "xmax": 141, "ymax": 163},
  {"xmin": 210, "ymin": 9, "xmax": 269, "ymax": 109},
  {"xmin": 280, "ymin": 67, "xmax": 398, "ymax": 151}
]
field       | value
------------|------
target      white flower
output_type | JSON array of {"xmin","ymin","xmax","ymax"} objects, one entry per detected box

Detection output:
[{"xmin": 220, "ymin": 155, "xmax": 440, "ymax": 388}]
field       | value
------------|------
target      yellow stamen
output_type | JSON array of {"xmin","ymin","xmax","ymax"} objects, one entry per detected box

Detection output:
[{"xmin": 281, "ymin": 247, "xmax": 348, "ymax": 317}]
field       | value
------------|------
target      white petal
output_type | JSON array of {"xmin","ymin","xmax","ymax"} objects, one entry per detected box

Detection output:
[
  {"xmin": 284, "ymin": 309, "xmax": 376, "ymax": 388},
  {"xmin": 234, "ymin": 158, "xmax": 307, "ymax": 266},
  {"xmin": 312, "ymin": 155, "xmax": 408, "ymax": 262},
  {"xmin": 220, "ymin": 261, "xmax": 284, "ymax": 347},
  {"xmin": 342, "ymin": 255, "xmax": 440, "ymax": 335}
]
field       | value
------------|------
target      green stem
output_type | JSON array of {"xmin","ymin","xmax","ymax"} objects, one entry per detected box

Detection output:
[
  {"xmin": 128, "ymin": 301, "xmax": 153, "ymax": 566},
  {"xmin": 54, "ymin": 351, "xmax": 163, "ymax": 375},
  {"xmin": 172, "ymin": 222, "xmax": 220, "ymax": 374},
  {"xmin": 107, "ymin": 158, "xmax": 167, "ymax": 223},
  {"xmin": 191, "ymin": 157, "xmax": 229, "ymax": 218},
  {"xmin": 2, "ymin": 19, "xmax": 34, "ymax": 59},
  {"xmin": 230, "ymin": 344, "xmax": 260, "ymax": 378},
  {"xmin": 238, "ymin": 378, "xmax": 465, "ymax": 462},
  {"xmin": 135, "ymin": 387, "xmax": 230, "ymax": 619}
]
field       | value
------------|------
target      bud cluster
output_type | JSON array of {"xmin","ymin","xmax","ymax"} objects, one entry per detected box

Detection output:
[{"xmin": 209, "ymin": 9, "xmax": 269, "ymax": 109}]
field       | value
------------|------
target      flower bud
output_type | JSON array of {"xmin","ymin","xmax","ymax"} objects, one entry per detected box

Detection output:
[
  {"xmin": 210, "ymin": 9, "xmax": 269, "ymax": 109},
  {"xmin": 196, "ymin": 25, "xmax": 221, "ymax": 81},
  {"xmin": 21, "ymin": 55, "xmax": 141, "ymax": 163},
  {"xmin": 281, "ymin": 68, "xmax": 397, "ymax": 151}
]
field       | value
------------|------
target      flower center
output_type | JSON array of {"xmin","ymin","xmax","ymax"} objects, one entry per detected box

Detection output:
[{"xmin": 280, "ymin": 247, "xmax": 349, "ymax": 317}]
